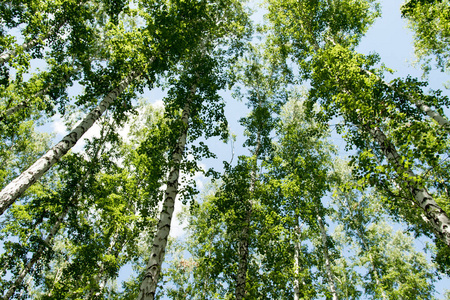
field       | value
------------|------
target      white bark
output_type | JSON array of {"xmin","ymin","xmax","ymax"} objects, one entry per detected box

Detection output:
[
  {"xmin": 16, "ymin": 275, "xmax": 32, "ymax": 299},
  {"xmin": 317, "ymin": 213, "xmax": 339, "ymax": 300},
  {"xmin": 362, "ymin": 240, "xmax": 387, "ymax": 300},
  {"xmin": 2, "ymin": 137, "xmax": 105, "ymax": 300},
  {"xmin": 329, "ymin": 48, "xmax": 450, "ymax": 247},
  {"xmin": 0, "ymin": 71, "xmax": 137, "ymax": 215},
  {"xmin": 0, "ymin": 213, "xmax": 45, "ymax": 275},
  {"xmin": 0, "ymin": 87, "xmax": 49, "ymax": 123},
  {"xmin": 370, "ymin": 126, "xmax": 450, "ymax": 247},
  {"xmin": 2, "ymin": 102, "xmax": 31, "ymax": 119},
  {"xmin": 340, "ymin": 199, "xmax": 388, "ymax": 300},
  {"xmin": 236, "ymin": 208, "xmax": 251, "ymax": 300},
  {"xmin": 137, "ymin": 97, "xmax": 192, "ymax": 300},
  {"xmin": 293, "ymin": 224, "xmax": 302, "ymax": 300},
  {"xmin": 47, "ymin": 264, "xmax": 64, "ymax": 298},
  {"xmin": 0, "ymin": 39, "xmax": 37, "ymax": 65}
]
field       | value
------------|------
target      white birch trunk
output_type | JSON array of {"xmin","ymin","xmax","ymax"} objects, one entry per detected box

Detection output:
[
  {"xmin": 341, "ymin": 200, "xmax": 388, "ymax": 300},
  {"xmin": 362, "ymin": 240, "xmax": 387, "ymax": 300},
  {"xmin": 2, "ymin": 101, "xmax": 33, "ymax": 120},
  {"xmin": 0, "ymin": 39, "xmax": 38, "ymax": 65},
  {"xmin": 0, "ymin": 71, "xmax": 137, "ymax": 215},
  {"xmin": 293, "ymin": 224, "xmax": 302, "ymax": 300},
  {"xmin": 47, "ymin": 264, "xmax": 64, "ymax": 298},
  {"xmin": 370, "ymin": 126, "xmax": 450, "ymax": 247},
  {"xmin": 317, "ymin": 213, "xmax": 339, "ymax": 300},
  {"xmin": 1, "ymin": 137, "xmax": 105, "ymax": 300},
  {"xmin": 331, "ymin": 54, "xmax": 450, "ymax": 247},
  {"xmin": 1, "ymin": 87, "xmax": 49, "ymax": 123},
  {"xmin": 137, "ymin": 97, "xmax": 192, "ymax": 300},
  {"xmin": 16, "ymin": 275, "xmax": 33, "ymax": 299},
  {"xmin": 235, "ymin": 208, "xmax": 251, "ymax": 300}
]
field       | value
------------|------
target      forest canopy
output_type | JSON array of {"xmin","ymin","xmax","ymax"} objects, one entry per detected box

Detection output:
[{"xmin": 1, "ymin": 0, "xmax": 450, "ymax": 299}]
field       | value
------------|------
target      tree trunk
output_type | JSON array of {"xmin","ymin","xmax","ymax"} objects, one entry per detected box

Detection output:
[
  {"xmin": 235, "ymin": 208, "xmax": 251, "ymax": 300},
  {"xmin": 331, "ymin": 57, "xmax": 450, "ymax": 247},
  {"xmin": 17, "ymin": 275, "xmax": 33, "ymax": 299},
  {"xmin": 1, "ymin": 100, "xmax": 38, "ymax": 121},
  {"xmin": 317, "ymin": 213, "xmax": 339, "ymax": 300},
  {"xmin": 369, "ymin": 126, "xmax": 450, "ymax": 247},
  {"xmin": 326, "ymin": 38, "xmax": 450, "ymax": 130},
  {"xmin": 235, "ymin": 122, "xmax": 261, "ymax": 300},
  {"xmin": 137, "ymin": 96, "xmax": 192, "ymax": 300},
  {"xmin": 0, "ymin": 71, "xmax": 138, "ymax": 215},
  {"xmin": 0, "ymin": 214, "xmax": 45, "ymax": 279},
  {"xmin": 361, "ymin": 239, "xmax": 387, "ymax": 300},
  {"xmin": 293, "ymin": 223, "xmax": 302, "ymax": 300},
  {"xmin": 2, "ymin": 131, "xmax": 107, "ymax": 300},
  {"xmin": 86, "ymin": 229, "xmax": 121, "ymax": 299},
  {"xmin": 46, "ymin": 264, "xmax": 64, "ymax": 298},
  {"xmin": 0, "ymin": 39, "xmax": 38, "ymax": 65}
]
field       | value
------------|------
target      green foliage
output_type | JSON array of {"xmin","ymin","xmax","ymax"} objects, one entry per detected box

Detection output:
[
  {"xmin": 264, "ymin": 0, "xmax": 380, "ymax": 76},
  {"xmin": 401, "ymin": 0, "xmax": 450, "ymax": 73},
  {"xmin": 1, "ymin": 0, "xmax": 449, "ymax": 298},
  {"xmin": 332, "ymin": 162, "xmax": 438, "ymax": 299}
]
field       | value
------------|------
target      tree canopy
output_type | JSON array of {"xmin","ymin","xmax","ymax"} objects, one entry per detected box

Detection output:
[{"xmin": 1, "ymin": 0, "xmax": 450, "ymax": 299}]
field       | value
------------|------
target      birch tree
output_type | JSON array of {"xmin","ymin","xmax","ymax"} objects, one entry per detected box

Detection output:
[
  {"xmin": 265, "ymin": 0, "xmax": 450, "ymax": 249},
  {"xmin": 0, "ymin": 0, "xmax": 141, "ymax": 213},
  {"xmin": 137, "ymin": 1, "xmax": 251, "ymax": 296},
  {"xmin": 22, "ymin": 104, "xmax": 166, "ymax": 298},
  {"xmin": 137, "ymin": 49, "xmax": 241, "ymax": 300},
  {"xmin": 0, "ymin": 0, "xmax": 123, "ymax": 122},
  {"xmin": 137, "ymin": 70, "xmax": 197, "ymax": 300},
  {"xmin": 0, "ymin": 70, "xmax": 139, "ymax": 215},
  {"xmin": 0, "ymin": 148, "xmax": 102, "ymax": 298},
  {"xmin": 233, "ymin": 47, "xmax": 285, "ymax": 300}
]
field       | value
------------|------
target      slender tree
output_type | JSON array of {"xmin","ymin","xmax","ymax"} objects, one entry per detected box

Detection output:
[
  {"xmin": 267, "ymin": 95, "xmax": 342, "ymax": 299},
  {"xmin": 137, "ymin": 73, "xmax": 197, "ymax": 300},
  {"xmin": 137, "ymin": 1, "xmax": 251, "ymax": 296},
  {"xmin": 234, "ymin": 48, "xmax": 282, "ymax": 300},
  {"xmin": 137, "ymin": 49, "xmax": 239, "ymax": 299}
]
